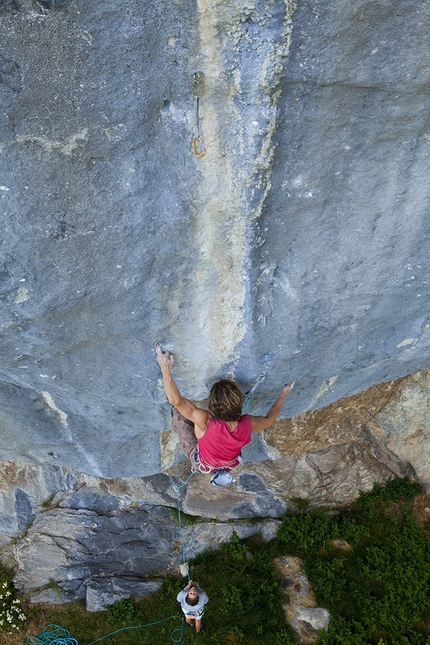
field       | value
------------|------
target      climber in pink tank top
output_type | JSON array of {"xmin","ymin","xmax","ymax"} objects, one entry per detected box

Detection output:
[
  {"xmin": 198, "ymin": 415, "xmax": 253, "ymax": 470},
  {"xmin": 155, "ymin": 344, "xmax": 295, "ymax": 473}
]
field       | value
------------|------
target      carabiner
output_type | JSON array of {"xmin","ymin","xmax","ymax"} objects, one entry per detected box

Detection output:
[{"xmin": 193, "ymin": 136, "xmax": 206, "ymax": 158}]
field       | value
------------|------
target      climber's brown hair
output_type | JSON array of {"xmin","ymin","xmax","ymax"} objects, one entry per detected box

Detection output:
[
  {"xmin": 207, "ymin": 379, "xmax": 245, "ymax": 422},
  {"xmin": 185, "ymin": 594, "xmax": 199, "ymax": 606}
]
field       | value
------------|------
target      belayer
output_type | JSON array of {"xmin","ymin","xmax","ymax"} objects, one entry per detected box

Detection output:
[
  {"xmin": 156, "ymin": 344, "xmax": 294, "ymax": 485},
  {"xmin": 177, "ymin": 580, "xmax": 208, "ymax": 633}
]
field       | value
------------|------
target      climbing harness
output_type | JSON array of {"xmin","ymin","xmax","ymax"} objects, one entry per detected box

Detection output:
[
  {"xmin": 192, "ymin": 72, "xmax": 206, "ymax": 158},
  {"xmin": 26, "ymin": 617, "xmax": 185, "ymax": 645},
  {"xmin": 243, "ymin": 372, "xmax": 266, "ymax": 414}
]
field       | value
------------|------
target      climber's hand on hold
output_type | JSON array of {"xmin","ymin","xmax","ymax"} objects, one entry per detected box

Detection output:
[
  {"xmin": 250, "ymin": 380, "xmax": 295, "ymax": 433},
  {"xmin": 155, "ymin": 343, "xmax": 174, "ymax": 370},
  {"xmin": 282, "ymin": 381, "xmax": 295, "ymax": 394}
]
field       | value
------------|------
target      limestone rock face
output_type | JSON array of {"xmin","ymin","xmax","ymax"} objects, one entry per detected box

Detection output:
[
  {"xmin": 370, "ymin": 369, "xmax": 430, "ymax": 492},
  {"xmin": 12, "ymin": 482, "xmax": 282, "ymax": 605},
  {"xmin": 0, "ymin": 0, "xmax": 430, "ymax": 478}
]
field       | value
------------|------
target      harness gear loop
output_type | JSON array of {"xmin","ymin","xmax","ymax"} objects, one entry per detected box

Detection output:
[{"xmin": 192, "ymin": 72, "xmax": 206, "ymax": 158}]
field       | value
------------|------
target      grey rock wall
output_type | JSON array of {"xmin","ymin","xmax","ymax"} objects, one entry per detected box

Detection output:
[{"xmin": 0, "ymin": 0, "xmax": 429, "ymax": 477}]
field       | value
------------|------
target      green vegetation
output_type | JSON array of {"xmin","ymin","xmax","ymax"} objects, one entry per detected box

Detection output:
[
  {"xmin": 277, "ymin": 478, "xmax": 430, "ymax": 645},
  {"xmin": 2, "ymin": 477, "xmax": 430, "ymax": 645}
]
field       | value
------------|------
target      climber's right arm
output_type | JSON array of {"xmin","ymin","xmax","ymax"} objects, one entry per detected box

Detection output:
[
  {"xmin": 250, "ymin": 381, "xmax": 295, "ymax": 433},
  {"xmin": 155, "ymin": 344, "xmax": 210, "ymax": 436}
]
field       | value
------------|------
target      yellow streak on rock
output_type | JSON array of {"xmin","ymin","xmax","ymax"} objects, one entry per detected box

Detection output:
[
  {"xmin": 170, "ymin": 0, "xmax": 298, "ymax": 381},
  {"xmin": 189, "ymin": 0, "xmax": 248, "ymax": 370}
]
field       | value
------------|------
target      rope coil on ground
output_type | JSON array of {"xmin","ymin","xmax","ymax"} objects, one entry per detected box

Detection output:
[{"xmin": 25, "ymin": 616, "xmax": 185, "ymax": 645}]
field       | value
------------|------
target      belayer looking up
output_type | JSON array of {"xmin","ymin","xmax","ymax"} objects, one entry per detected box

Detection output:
[
  {"xmin": 156, "ymin": 344, "xmax": 294, "ymax": 479},
  {"xmin": 176, "ymin": 580, "xmax": 208, "ymax": 633}
]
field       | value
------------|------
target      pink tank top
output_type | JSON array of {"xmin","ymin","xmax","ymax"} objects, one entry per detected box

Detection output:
[{"xmin": 198, "ymin": 415, "xmax": 252, "ymax": 469}]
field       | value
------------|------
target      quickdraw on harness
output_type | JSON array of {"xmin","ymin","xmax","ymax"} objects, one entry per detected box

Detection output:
[{"xmin": 192, "ymin": 72, "xmax": 206, "ymax": 158}]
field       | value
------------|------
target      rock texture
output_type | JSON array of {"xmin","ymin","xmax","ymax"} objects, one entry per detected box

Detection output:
[
  {"xmin": 12, "ymin": 483, "xmax": 282, "ymax": 606},
  {"xmin": 0, "ymin": 0, "xmax": 429, "ymax": 478},
  {"xmin": 370, "ymin": 369, "xmax": 430, "ymax": 492},
  {"xmin": 0, "ymin": 371, "xmax": 427, "ymax": 605}
]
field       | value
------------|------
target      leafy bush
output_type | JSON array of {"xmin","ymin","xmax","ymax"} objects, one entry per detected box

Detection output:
[
  {"xmin": 354, "ymin": 478, "xmax": 422, "ymax": 512},
  {"xmin": 105, "ymin": 596, "xmax": 137, "ymax": 624},
  {"xmin": 278, "ymin": 478, "xmax": 430, "ymax": 645},
  {"xmin": 220, "ymin": 531, "xmax": 248, "ymax": 559},
  {"xmin": 277, "ymin": 509, "xmax": 335, "ymax": 556}
]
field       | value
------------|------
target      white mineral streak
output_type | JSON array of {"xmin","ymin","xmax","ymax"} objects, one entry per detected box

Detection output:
[
  {"xmin": 15, "ymin": 129, "xmax": 88, "ymax": 156},
  {"xmin": 306, "ymin": 375, "xmax": 339, "ymax": 410},
  {"xmin": 14, "ymin": 287, "xmax": 29, "ymax": 304},
  {"xmin": 179, "ymin": 0, "xmax": 297, "ymax": 385},
  {"xmin": 184, "ymin": 0, "xmax": 249, "ymax": 380},
  {"xmin": 39, "ymin": 391, "xmax": 68, "ymax": 428},
  {"xmin": 248, "ymin": 0, "xmax": 297, "ymax": 220}
]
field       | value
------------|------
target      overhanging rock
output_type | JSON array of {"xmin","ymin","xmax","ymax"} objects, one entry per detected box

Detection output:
[{"xmin": 0, "ymin": 0, "xmax": 429, "ymax": 477}]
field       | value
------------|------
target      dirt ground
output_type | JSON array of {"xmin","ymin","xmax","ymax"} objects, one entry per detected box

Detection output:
[{"xmin": 411, "ymin": 493, "xmax": 430, "ymax": 530}]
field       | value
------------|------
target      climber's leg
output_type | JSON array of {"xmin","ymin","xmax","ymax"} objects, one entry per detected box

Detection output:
[{"xmin": 172, "ymin": 408, "xmax": 198, "ymax": 462}]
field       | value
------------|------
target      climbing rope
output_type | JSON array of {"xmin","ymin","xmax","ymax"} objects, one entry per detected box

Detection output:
[
  {"xmin": 243, "ymin": 372, "xmax": 266, "ymax": 414},
  {"xmin": 165, "ymin": 468, "xmax": 196, "ymax": 580},
  {"xmin": 25, "ymin": 616, "xmax": 185, "ymax": 645},
  {"xmin": 192, "ymin": 72, "xmax": 206, "ymax": 158},
  {"xmin": 25, "ymin": 624, "xmax": 78, "ymax": 645}
]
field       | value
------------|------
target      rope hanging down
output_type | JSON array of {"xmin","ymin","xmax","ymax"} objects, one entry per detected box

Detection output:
[
  {"xmin": 192, "ymin": 72, "xmax": 206, "ymax": 158},
  {"xmin": 165, "ymin": 468, "xmax": 195, "ymax": 580}
]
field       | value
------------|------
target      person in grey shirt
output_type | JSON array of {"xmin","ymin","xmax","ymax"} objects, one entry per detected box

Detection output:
[{"xmin": 176, "ymin": 580, "xmax": 208, "ymax": 633}]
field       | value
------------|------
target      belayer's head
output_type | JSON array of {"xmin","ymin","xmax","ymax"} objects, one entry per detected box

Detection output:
[
  {"xmin": 208, "ymin": 379, "xmax": 245, "ymax": 422},
  {"xmin": 186, "ymin": 583, "xmax": 199, "ymax": 606}
]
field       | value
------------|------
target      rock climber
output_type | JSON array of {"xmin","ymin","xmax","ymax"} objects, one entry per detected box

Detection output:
[
  {"xmin": 155, "ymin": 343, "xmax": 294, "ymax": 482},
  {"xmin": 176, "ymin": 580, "xmax": 208, "ymax": 633}
]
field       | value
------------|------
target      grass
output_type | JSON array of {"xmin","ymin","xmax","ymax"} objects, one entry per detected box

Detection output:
[
  {"xmin": 2, "ymin": 531, "xmax": 293, "ymax": 645},
  {"xmin": 2, "ymin": 478, "xmax": 430, "ymax": 645}
]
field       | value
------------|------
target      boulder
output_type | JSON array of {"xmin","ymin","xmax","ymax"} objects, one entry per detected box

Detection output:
[
  {"xmin": 370, "ymin": 369, "xmax": 430, "ymax": 491},
  {"xmin": 11, "ymin": 482, "xmax": 282, "ymax": 602},
  {"xmin": 274, "ymin": 555, "xmax": 330, "ymax": 644}
]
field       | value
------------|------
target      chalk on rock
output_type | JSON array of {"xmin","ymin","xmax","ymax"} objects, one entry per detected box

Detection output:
[{"xmin": 179, "ymin": 562, "xmax": 189, "ymax": 578}]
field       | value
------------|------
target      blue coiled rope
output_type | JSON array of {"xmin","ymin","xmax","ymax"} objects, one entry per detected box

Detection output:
[{"xmin": 25, "ymin": 615, "xmax": 185, "ymax": 645}]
